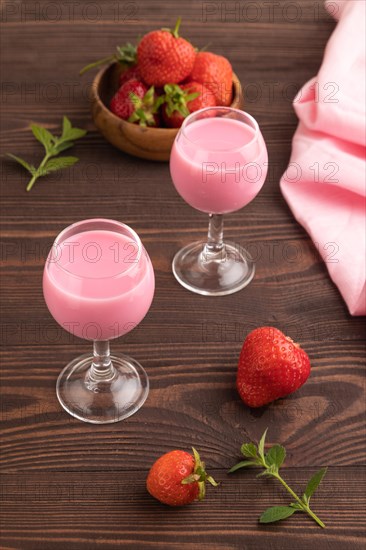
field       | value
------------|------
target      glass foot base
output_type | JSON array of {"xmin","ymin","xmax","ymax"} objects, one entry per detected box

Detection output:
[
  {"xmin": 56, "ymin": 353, "xmax": 149, "ymax": 424},
  {"xmin": 172, "ymin": 240, "xmax": 255, "ymax": 296}
]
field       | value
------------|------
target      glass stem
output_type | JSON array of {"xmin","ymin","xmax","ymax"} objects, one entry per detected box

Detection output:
[
  {"xmin": 89, "ymin": 340, "xmax": 115, "ymax": 382},
  {"xmin": 203, "ymin": 213, "xmax": 225, "ymax": 259}
]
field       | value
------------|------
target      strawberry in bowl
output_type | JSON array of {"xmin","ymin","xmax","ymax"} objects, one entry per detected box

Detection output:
[
  {"xmin": 83, "ymin": 19, "xmax": 243, "ymax": 160},
  {"xmin": 162, "ymin": 81, "xmax": 216, "ymax": 128}
]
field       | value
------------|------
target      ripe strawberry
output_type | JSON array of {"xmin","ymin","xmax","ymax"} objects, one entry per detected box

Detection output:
[
  {"xmin": 237, "ymin": 327, "xmax": 311, "ymax": 408},
  {"xmin": 137, "ymin": 18, "xmax": 196, "ymax": 86},
  {"xmin": 110, "ymin": 79, "xmax": 161, "ymax": 126},
  {"xmin": 190, "ymin": 51, "xmax": 233, "ymax": 106},
  {"xmin": 162, "ymin": 81, "xmax": 217, "ymax": 128},
  {"xmin": 146, "ymin": 448, "xmax": 218, "ymax": 506},
  {"xmin": 118, "ymin": 65, "xmax": 141, "ymax": 87}
]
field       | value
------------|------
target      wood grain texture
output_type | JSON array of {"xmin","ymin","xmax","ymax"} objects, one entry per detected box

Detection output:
[
  {"xmin": 1, "ymin": 468, "xmax": 365, "ymax": 550},
  {"xmin": 1, "ymin": 1, "xmax": 365, "ymax": 549}
]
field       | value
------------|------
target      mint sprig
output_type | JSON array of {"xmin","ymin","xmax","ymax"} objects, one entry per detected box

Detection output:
[
  {"xmin": 8, "ymin": 117, "xmax": 87, "ymax": 192},
  {"xmin": 229, "ymin": 429, "xmax": 327, "ymax": 528}
]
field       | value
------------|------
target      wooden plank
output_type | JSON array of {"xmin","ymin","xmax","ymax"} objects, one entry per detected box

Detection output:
[
  {"xmin": 1, "ymin": 0, "xmax": 365, "ymax": 548},
  {"xmin": 1, "ymin": 468, "xmax": 365, "ymax": 549}
]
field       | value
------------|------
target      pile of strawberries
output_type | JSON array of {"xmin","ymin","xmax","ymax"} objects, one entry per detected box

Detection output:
[{"xmin": 107, "ymin": 18, "xmax": 233, "ymax": 128}]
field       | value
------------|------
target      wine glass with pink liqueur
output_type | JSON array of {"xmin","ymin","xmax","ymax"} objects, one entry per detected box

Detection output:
[
  {"xmin": 43, "ymin": 218, "xmax": 155, "ymax": 424},
  {"xmin": 170, "ymin": 107, "xmax": 268, "ymax": 295}
]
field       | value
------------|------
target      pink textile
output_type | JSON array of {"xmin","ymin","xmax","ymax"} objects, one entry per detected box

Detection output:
[{"xmin": 280, "ymin": 0, "xmax": 366, "ymax": 315}]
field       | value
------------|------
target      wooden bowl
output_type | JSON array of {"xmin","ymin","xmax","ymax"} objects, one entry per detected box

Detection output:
[{"xmin": 90, "ymin": 63, "xmax": 244, "ymax": 161}]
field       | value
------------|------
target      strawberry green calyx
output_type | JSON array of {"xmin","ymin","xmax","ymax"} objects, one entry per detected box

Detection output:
[
  {"xmin": 181, "ymin": 447, "xmax": 218, "ymax": 501},
  {"xmin": 163, "ymin": 84, "xmax": 199, "ymax": 118},
  {"xmin": 161, "ymin": 16, "xmax": 182, "ymax": 38},
  {"xmin": 115, "ymin": 43, "xmax": 137, "ymax": 65},
  {"xmin": 80, "ymin": 42, "xmax": 137, "ymax": 75},
  {"xmin": 128, "ymin": 86, "xmax": 163, "ymax": 127}
]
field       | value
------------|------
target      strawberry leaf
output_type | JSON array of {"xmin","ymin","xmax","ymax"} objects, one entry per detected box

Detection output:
[
  {"xmin": 206, "ymin": 475, "xmax": 219, "ymax": 487},
  {"xmin": 162, "ymin": 83, "xmax": 195, "ymax": 118},
  {"xmin": 115, "ymin": 43, "xmax": 137, "ymax": 65},
  {"xmin": 79, "ymin": 42, "xmax": 137, "ymax": 75}
]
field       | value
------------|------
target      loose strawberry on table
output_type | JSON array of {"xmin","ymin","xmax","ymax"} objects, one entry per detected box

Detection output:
[
  {"xmin": 236, "ymin": 327, "xmax": 311, "ymax": 408},
  {"xmin": 190, "ymin": 51, "xmax": 233, "ymax": 106},
  {"xmin": 137, "ymin": 18, "xmax": 196, "ymax": 86},
  {"xmin": 146, "ymin": 448, "xmax": 218, "ymax": 506},
  {"xmin": 162, "ymin": 81, "xmax": 216, "ymax": 128}
]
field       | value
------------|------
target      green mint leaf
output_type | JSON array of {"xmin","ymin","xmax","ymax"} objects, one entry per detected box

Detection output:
[
  {"xmin": 60, "ymin": 127, "xmax": 87, "ymax": 142},
  {"xmin": 260, "ymin": 506, "xmax": 297, "ymax": 524},
  {"xmin": 62, "ymin": 116, "xmax": 72, "ymax": 139},
  {"xmin": 231, "ymin": 429, "xmax": 327, "ymax": 529},
  {"xmin": 289, "ymin": 503, "xmax": 303, "ymax": 510},
  {"xmin": 52, "ymin": 141, "xmax": 75, "ymax": 155},
  {"xmin": 240, "ymin": 442, "xmax": 258, "ymax": 459},
  {"xmin": 258, "ymin": 428, "xmax": 268, "ymax": 463},
  {"xmin": 256, "ymin": 464, "xmax": 277, "ymax": 478},
  {"xmin": 303, "ymin": 468, "xmax": 327, "ymax": 501},
  {"xmin": 228, "ymin": 461, "xmax": 258, "ymax": 474},
  {"xmin": 30, "ymin": 124, "xmax": 54, "ymax": 152},
  {"xmin": 7, "ymin": 154, "xmax": 36, "ymax": 175},
  {"xmin": 266, "ymin": 445, "xmax": 286, "ymax": 470},
  {"xmin": 40, "ymin": 156, "xmax": 78, "ymax": 176},
  {"xmin": 10, "ymin": 116, "xmax": 86, "ymax": 192}
]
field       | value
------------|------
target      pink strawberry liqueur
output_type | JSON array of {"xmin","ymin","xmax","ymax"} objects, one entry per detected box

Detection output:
[
  {"xmin": 43, "ymin": 229, "xmax": 154, "ymax": 341},
  {"xmin": 170, "ymin": 117, "xmax": 268, "ymax": 214}
]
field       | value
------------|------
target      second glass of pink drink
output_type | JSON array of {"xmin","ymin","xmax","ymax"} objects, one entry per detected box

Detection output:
[
  {"xmin": 170, "ymin": 107, "xmax": 268, "ymax": 295},
  {"xmin": 43, "ymin": 219, "xmax": 155, "ymax": 424}
]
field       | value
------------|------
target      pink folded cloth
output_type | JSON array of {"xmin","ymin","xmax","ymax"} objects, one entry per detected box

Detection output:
[{"xmin": 280, "ymin": 0, "xmax": 366, "ymax": 315}]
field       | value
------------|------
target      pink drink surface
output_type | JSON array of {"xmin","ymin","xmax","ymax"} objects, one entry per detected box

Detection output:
[
  {"xmin": 170, "ymin": 117, "xmax": 268, "ymax": 214},
  {"xmin": 43, "ymin": 230, "xmax": 155, "ymax": 341}
]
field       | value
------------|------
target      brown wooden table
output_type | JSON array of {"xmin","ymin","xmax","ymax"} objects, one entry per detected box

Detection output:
[{"xmin": 1, "ymin": 1, "xmax": 365, "ymax": 548}]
